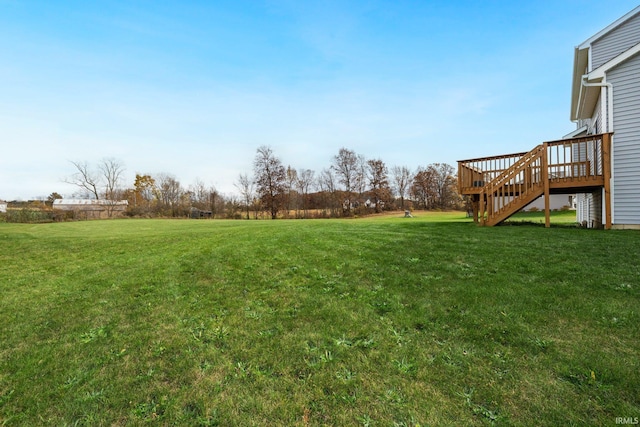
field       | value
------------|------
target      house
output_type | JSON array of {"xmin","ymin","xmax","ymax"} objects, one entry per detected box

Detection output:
[
  {"xmin": 0, "ymin": 201, "xmax": 7, "ymax": 213},
  {"xmin": 570, "ymin": 6, "xmax": 640, "ymax": 229},
  {"xmin": 53, "ymin": 199, "xmax": 128, "ymax": 219},
  {"xmin": 458, "ymin": 7, "xmax": 640, "ymax": 229}
]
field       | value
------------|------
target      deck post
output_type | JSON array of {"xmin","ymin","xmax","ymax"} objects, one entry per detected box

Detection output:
[
  {"xmin": 603, "ymin": 133, "xmax": 612, "ymax": 229},
  {"xmin": 542, "ymin": 142, "xmax": 550, "ymax": 228},
  {"xmin": 472, "ymin": 195, "xmax": 479, "ymax": 223}
]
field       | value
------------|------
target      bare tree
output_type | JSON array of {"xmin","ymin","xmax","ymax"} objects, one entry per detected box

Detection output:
[
  {"xmin": 285, "ymin": 166, "xmax": 299, "ymax": 218},
  {"xmin": 354, "ymin": 154, "xmax": 368, "ymax": 200},
  {"xmin": 223, "ymin": 194, "xmax": 241, "ymax": 219},
  {"xmin": 318, "ymin": 168, "xmax": 338, "ymax": 217},
  {"xmin": 235, "ymin": 173, "xmax": 254, "ymax": 220},
  {"xmin": 209, "ymin": 187, "xmax": 225, "ymax": 219},
  {"xmin": 99, "ymin": 158, "xmax": 126, "ymax": 217},
  {"xmin": 65, "ymin": 158, "xmax": 126, "ymax": 201},
  {"xmin": 391, "ymin": 165, "xmax": 412, "ymax": 209},
  {"xmin": 190, "ymin": 179, "xmax": 211, "ymax": 211},
  {"xmin": 297, "ymin": 169, "xmax": 315, "ymax": 218},
  {"xmin": 65, "ymin": 161, "xmax": 101, "ymax": 199},
  {"xmin": 64, "ymin": 158, "xmax": 126, "ymax": 217},
  {"xmin": 331, "ymin": 148, "xmax": 362, "ymax": 214},
  {"xmin": 430, "ymin": 163, "xmax": 459, "ymax": 209},
  {"xmin": 409, "ymin": 163, "xmax": 459, "ymax": 210},
  {"xmin": 367, "ymin": 159, "xmax": 391, "ymax": 213},
  {"xmin": 410, "ymin": 166, "xmax": 437, "ymax": 210},
  {"xmin": 253, "ymin": 146, "xmax": 286, "ymax": 219},
  {"xmin": 99, "ymin": 158, "xmax": 125, "ymax": 200},
  {"xmin": 154, "ymin": 173, "xmax": 184, "ymax": 216}
]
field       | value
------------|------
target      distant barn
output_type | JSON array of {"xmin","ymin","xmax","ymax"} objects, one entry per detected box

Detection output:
[
  {"xmin": 190, "ymin": 208, "xmax": 213, "ymax": 219},
  {"xmin": 53, "ymin": 199, "xmax": 128, "ymax": 219}
]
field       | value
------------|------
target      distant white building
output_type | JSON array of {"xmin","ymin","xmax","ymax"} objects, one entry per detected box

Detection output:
[
  {"xmin": 0, "ymin": 201, "xmax": 7, "ymax": 213},
  {"xmin": 53, "ymin": 199, "xmax": 128, "ymax": 219},
  {"xmin": 523, "ymin": 195, "xmax": 574, "ymax": 212}
]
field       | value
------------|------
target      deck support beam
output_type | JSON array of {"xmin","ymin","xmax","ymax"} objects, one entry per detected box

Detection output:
[
  {"xmin": 603, "ymin": 133, "xmax": 612, "ymax": 230},
  {"xmin": 472, "ymin": 195, "xmax": 480, "ymax": 223},
  {"xmin": 542, "ymin": 142, "xmax": 551, "ymax": 228}
]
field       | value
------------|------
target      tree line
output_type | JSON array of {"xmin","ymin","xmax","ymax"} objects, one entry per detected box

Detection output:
[{"xmin": 58, "ymin": 147, "xmax": 462, "ymax": 219}]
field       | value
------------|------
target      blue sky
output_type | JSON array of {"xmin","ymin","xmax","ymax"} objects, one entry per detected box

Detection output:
[{"xmin": 1, "ymin": 0, "xmax": 639, "ymax": 200}]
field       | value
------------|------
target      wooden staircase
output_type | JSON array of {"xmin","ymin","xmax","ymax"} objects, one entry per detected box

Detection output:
[
  {"xmin": 458, "ymin": 133, "xmax": 613, "ymax": 228},
  {"xmin": 480, "ymin": 144, "xmax": 544, "ymax": 226}
]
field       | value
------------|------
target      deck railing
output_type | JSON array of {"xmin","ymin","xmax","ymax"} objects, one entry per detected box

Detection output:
[
  {"xmin": 457, "ymin": 151, "xmax": 529, "ymax": 194},
  {"xmin": 544, "ymin": 134, "xmax": 606, "ymax": 185}
]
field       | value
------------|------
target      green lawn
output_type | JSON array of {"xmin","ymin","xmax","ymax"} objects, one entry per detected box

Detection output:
[
  {"xmin": 506, "ymin": 209, "xmax": 579, "ymax": 225},
  {"xmin": 1, "ymin": 213, "xmax": 638, "ymax": 426}
]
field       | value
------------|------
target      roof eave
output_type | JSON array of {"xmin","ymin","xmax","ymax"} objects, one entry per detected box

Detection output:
[
  {"xmin": 563, "ymin": 125, "xmax": 588, "ymax": 139},
  {"xmin": 570, "ymin": 42, "xmax": 640, "ymax": 121},
  {"xmin": 571, "ymin": 6, "xmax": 640, "ymax": 120},
  {"xmin": 570, "ymin": 47, "xmax": 590, "ymax": 121},
  {"xmin": 576, "ymin": 5, "xmax": 640, "ymax": 48},
  {"xmin": 572, "ymin": 76, "xmax": 603, "ymax": 122}
]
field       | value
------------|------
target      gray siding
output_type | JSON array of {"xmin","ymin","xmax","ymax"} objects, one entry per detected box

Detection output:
[
  {"xmin": 590, "ymin": 97, "xmax": 602, "ymax": 175},
  {"xmin": 608, "ymin": 52, "xmax": 640, "ymax": 224},
  {"xmin": 576, "ymin": 192, "xmax": 602, "ymax": 228},
  {"xmin": 592, "ymin": 12, "xmax": 640, "ymax": 70},
  {"xmin": 576, "ymin": 193, "xmax": 587, "ymax": 224},
  {"xmin": 591, "ymin": 190, "xmax": 602, "ymax": 227},
  {"xmin": 594, "ymin": 96, "xmax": 602, "ymax": 133},
  {"xmin": 574, "ymin": 96, "xmax": 605, "ymax": 227}
]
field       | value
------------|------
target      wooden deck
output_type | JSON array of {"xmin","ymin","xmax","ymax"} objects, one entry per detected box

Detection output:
[{"xmin": 458, "ymin": 133, "xmax": 612, "ymax": 228}]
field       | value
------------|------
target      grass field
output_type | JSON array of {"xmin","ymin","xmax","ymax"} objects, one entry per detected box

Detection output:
[
  {"xmin": 1, "ymin": 212, "xmax": 639, "ymax": 426},
  {"xmin": 505, "ymin": 209, "xmax": 578, "ymax": 225}
]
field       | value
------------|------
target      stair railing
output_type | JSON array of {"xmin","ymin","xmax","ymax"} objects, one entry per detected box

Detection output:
[{"xmin": 480, "ymin": 144, "xmax": 545, "ymax": 225}]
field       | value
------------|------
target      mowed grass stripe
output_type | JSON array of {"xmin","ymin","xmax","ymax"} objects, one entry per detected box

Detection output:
[{"xmin": 0, "ymin": 213, "xmax": 638, "ymax": 425}]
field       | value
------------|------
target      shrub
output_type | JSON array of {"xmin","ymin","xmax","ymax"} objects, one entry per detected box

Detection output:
[{"xmin": 4, "ymin": 209, "xmax": 54, "ymax": 223}]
